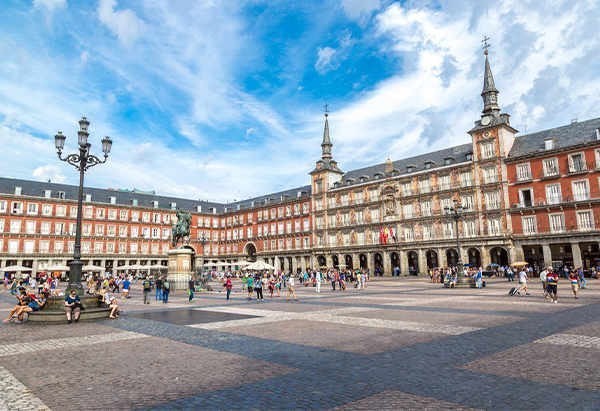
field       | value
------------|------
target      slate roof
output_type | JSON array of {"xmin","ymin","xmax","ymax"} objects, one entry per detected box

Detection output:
[
  {"xmin": 508, "ymin": 117, "xmax": 600, "ymax": 159},
  {"xmin": 338, "ymin": 143, "xmax": 473, "ymax": 187},
  {"xmin": 0, "ymin": 177, "xmax": 311, "ymax": 215}
]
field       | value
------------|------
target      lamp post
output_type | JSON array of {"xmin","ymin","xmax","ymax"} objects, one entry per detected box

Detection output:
[
  {"xmin": 55, "ymin": 117, "xmax": 112, "ymax": 294},
  {"xmin": 444, "ymin": 199, "xmax": 469, "ymax": 286},
  {"xmin": 200, "ymin": 234, "xmax": 207, "ymax": 274}
]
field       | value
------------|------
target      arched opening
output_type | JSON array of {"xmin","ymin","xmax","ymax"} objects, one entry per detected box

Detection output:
[
  {"xmin": 467, "ymin": 247, "xmax": 481, "ymax": 267},
  {"xmin": 390, "ymin": 252, "xmax": 399, "ymax": 274},
  {"xmin": 374, "ymin": 252, "xmax": 383, "ymax": 275},
  {"xmin": 446, "ymin": 249, "xmax": 458, "ymax": 267},
  {"xmin": 244, "ymin": 242, "xmax": 257, "ymax": 262},
  {"xmin": 359, "ymin": 253, "xmax": 367, "ymax": 269},
  {"xmin": 345, "ymin": 254, "xmax": 353, "ymax": 269},
  {"xmin": 331, "ymin": 255, "xmax": 339, "ymax": 268},
  {"xmin": 182, "ymin": 245, "xmax": 197, "ymax": 271},
  {"xmin": 426, "ymin": 250, "xmax": 438, "ymax": 269},
  {"xmin": 490, "ymin": 247, "xmax": 509, "ymax": 266},
  {"xmin": 407, "ymin": 251, "xmax": 418, "ymax": 275}
]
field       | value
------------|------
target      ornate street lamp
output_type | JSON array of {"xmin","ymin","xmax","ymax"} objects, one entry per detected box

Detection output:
[
  {"xmin": 200, "ymin": 234, "xmax": 207, "ymax": 274},
  {"xmin": 55, "ymin": 117, "xmax": 112, "ymax": 294},
  {"xmin": 444, "ymin": 199, "xmax": 469, "ymax": 286}
]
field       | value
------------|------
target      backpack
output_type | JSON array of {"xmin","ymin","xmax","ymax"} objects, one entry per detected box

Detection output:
[
  {"xmin": 143, "ymin": 280, "xmax": 151, "ymax": 290},
  {"xmin": 164, "ymin": 282, "xmax": 170, "ymax": 290}
]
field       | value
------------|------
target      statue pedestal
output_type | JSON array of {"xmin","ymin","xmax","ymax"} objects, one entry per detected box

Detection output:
[{"xmin": 167, "ymin": 248, "xmax": 193, "ymax": 291}]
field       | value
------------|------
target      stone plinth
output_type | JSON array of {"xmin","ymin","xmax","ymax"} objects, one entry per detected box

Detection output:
[
  {"xmin": 168, "ymin": 248, "xmax": 193, "ymax": 291},
  {"xmin": 29, "ymin": 295, "xmax": 110, "ymax": 322}
]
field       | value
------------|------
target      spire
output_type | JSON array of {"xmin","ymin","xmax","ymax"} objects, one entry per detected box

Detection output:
[
  {"xmin": 481, "ymin": 49, "xmax": 500, "ymax": 115},
  {"xmin": 321, "ymin": 107, "xmax": 332, "ymax": 161}
]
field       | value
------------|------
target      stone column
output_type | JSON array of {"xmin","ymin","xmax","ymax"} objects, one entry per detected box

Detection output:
[
  {"xmin": 571, "ymin": 242, "xmax": 583, "ymax": 268},
  {"xmin": 437, "ymin": 248, "xmax": 444, "ymax": 268},
  {"xmin": 417, "ymin": 249, "xmax": 427, "ymax": 276},
  {"xmin": 300, "ymin": 256, "xmax": 307, "ymax": 272},
  {"xmin": 480, "ymin": 246, "xmax": 491, "ymax": 268},
  {"xmin": 274, "ymin": 257, "xmax": 281, "ymax": 271},
  {"xmin": 367, "ymin": 252, "xmax": 374, "ymax": 272},
  {"xmin": 352, "ymin": 253, "xmax": 359, "ymax": 270},
  {"xmin": 291, "ymin": 257, "xmax": 297, "ymax": 274},
  {"xmin": 542, "ymin": 244, "xmax": 552, "ymax": 268},
  {"xmin": 383, "ymin": 251, "xmax": 392, "ymax": 276},
  {"xmin": 399, "ymin": 250, "xmax": 408, "ymax": 275},
  {"xmin": 31, "ymin": 259, "xmax": 39, "ymax": 277}
]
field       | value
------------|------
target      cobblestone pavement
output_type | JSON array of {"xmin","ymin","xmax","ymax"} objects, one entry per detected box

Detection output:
[{"xmin": 1, "ymin": 277, "xmax": 599, "ymax": 410}]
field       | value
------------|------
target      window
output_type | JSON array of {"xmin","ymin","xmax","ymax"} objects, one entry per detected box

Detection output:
[
  {"xmin": 0, "ymin": 201, "xmax": 6, "ymax": 213},
  {"xmin": 131, "ymin": 211, "xmax": 139, "ymax": 222},
  {"xmin": 95, "ymin": 224, "xmax": 104, "ymax": 236},
  {"xmin": 153, "ymin": 213, "xmax": 161, "ymax": 224},
  {"xmin": 94, "ymin": 242, "xmax": 103, "ymax": 254},
  {"xmin": 285, "ymin": 206, "xmax": 291, "ymax": 216},
  {"xmin": 545, "ymin": 139, "xmax": 555, "ymax": 150},
  {"xmin": 247, "ymin": 227, "xmax": 253, "ymax": 238},
  {"xmin": 481, "ymin": 142, "xmax": 494, "ymax": 159},
  {"xmin": 11, "ymin": 201, "xmax": 23, "ymax": 214},
  {"xmin": 402, "ymin": 182, "xmax": 412, "ymax": 196},
  {"xmin": 131, "ymin": 227, "xmax": 139, "ymax": 238},
  {"xmin": 425, "ymin": 162, "xmax": 431, "ymax": 169},
  {"xmin": 130, "ymin": 243, "xmax": 138, "ymax": 254},
  {"xmin": 483, "ymin": 167, "xmax": 498, "ymax": 184},
  {"xmin": 107, "ymin": 225, "xmax": 116, "ymax": 236},
  {"xmin": 423, "ymin": 224, "xmax": 433, "ymax": 240},
  {"xmin": 142, "ymin": 212, "xmax": 150, "ymax": 223},
  {"xmin": 460, "ymin": 172, "xmax": 473, "ymax": 187},
  {"xmin": 119, "ymin": 210, "xmax": 128, "ymax": 221},
  {"xmin": 81, "ymin": 242, "xmax": 90, "ymax": 253},
  {"xmin": 303, "ymin": 219, "xmax": 309, "ymax": 232},
  {"xmin": 444, "ymin": 158, "xmax": 453, "ymax": 166},
  {"xmin": 486, "ymin": 191, "xmax": 501, "ymax": 209},
  {"xmin": 54, "ymin": 241, "xmax": 64, "ymax": 253},
  {"xmin": 96, "ymin": 208, "xmax": 105, "ymax": 219},
  {"xmin": 543, "ymin": 158, "xmax": 559, "ymax": 177},
  {"xmin": 596, "ymin": 149, "xmax": 600, "ymax": 168},
  {"xmin": 10, "ymin": 220, "xmax": 21, "ymax": 233},
  {"xmin": 466, "ymin": 153, "xmax": 473, "ymax": 161},
  {"xmin": 403, "ymin": 203, "xmax": 413, "ymax": 218},
  {"xmin": 438, "ymin": 175, "xmax": 451, "ymax": 190},
  {"xmin": 518, "ymin": 189, "xmax": 533, "ymax": 207},
  {"xmin": 0, "ymin": 219, "xmax": 4, "ymax": 232},
  {"xmin": 40, "ymin": 222, "xmax": 51, "ymax": 235},
  {"xmin": 294, "ymin": 221, "xmax": 300, "ymax": 232},
  {"xmin": 25, "ymin": 221, "xmax": 36, "ymax": 234},
  {"xmin": 106, "ymin": 242, "xmax": 115, "ymax": 253},
  {"xmin": 82, "ymin": 223, "xmax": 91, "ymax": 236},
  {"xmin": 464, "ymin": 220, "xmax": 477, "ymax": 237},
  {"xmin": 40, "ymin": 241, "xmax": 50, "ymax": 253},
  {"xmin": 70, "ymin": 206, "xmax": 78, "ymax": 218},
  {"xmin": 56, "ymin": 205, "xmax": 66, "ymax": 217},
  {"xmin": 460, "ymin": 195, "xmax": 474, "ymax": 211},
  {"xmin": 404, "ymin": 226, "xmax": 414, "ymax": 241},
  {"xmin": 24, "ymin": 240, "xmax": 35, "ymax": 253},
  {"xmin": 516, "ymin": 163, "xmax": 532, "ymax": 181},
  {"xmin": 14, "ymin": 187, "xmax": 22, "ymax": 196},
  {"xmin": 27, "ymin": 203, "xmax": 39, "ymax": 215},
  {"xmin": 419, "ymin": 179, "xmax": 431, "ymax": 194},
  {"xmin": 83, "ymin": 207, "xmax": 93, "ymax": 219},
  {"xmin": 152, "ymin": 228, "xmax": 160, "ymax": 238},
  {"xmin": 572, "ymin": 180, "xmax": 590, "ymax": 201},
  {"xmin": 577, "ymin": 211, "xmax": 594, "ymax": 231},
  {"xmin": 443, "ymin": 222, "xmax": 454, "ymax": 238},
  {"xmin": 549, "ymin": 213, "xmax": 565, "ymax": 233},
  {"xmin": 522, "ymin": 216, "xmax": 537, "ymax": 235},
  {"xmin": 54, "ymin": 222, "xmax": 64, "ymax": 235},
  {"xmin": 119, "ymin": 226, "xmax": 127, "ymax": 237},
  {"xmin": 407, "ymin": 166, "xmax": 415, "ymax": 173},
  {"xmin": 545, "ymin": 184, "xmax": 561, "ymax": 205},
  {"xmin": 487, "ymin": 218, "xmax": 501, "ymax": 235},
  {"xmin": 568, "ymin": 153, "xmax": 587, "ymax": 173},
  {"xmin": 8, "ymin": 240, "xmax": 19, "ymax": 253},
  {"xmin": 421, "ymin": 201, "xmax": 431, "ymax": 216},
  {"xmin": 108, "ymin": 209, "xmax": 117, "ymax": 220}
]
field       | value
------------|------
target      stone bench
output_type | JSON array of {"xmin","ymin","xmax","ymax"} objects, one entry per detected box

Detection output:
[{"xmin": 28, "ymin": 307, "xmax": 112, "ymax": 323}]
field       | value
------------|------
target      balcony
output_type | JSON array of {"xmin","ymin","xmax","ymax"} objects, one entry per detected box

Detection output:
[
  {"xmin": 511, "ymin": 191, "xmax": 599, "ymax": 210},
  {"xmin": 512, "ymin": 225, "xmax": 598, "ymax": 236}
]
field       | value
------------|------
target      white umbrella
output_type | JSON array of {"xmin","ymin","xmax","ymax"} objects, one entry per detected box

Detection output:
[
  {"xmin": 82, "ymin": 264, "xmax": 104, "ymax": 272},
  {"xmin": 245, "ymin": 260, "xmax": 276, "ymax": 271},
  {"xmin": 336, "ymin": 264, "xmax": 348, "ymax": 268},
  {"xmin": 46, "ymin": 264, "xmax": 71, "ymax": 271},
  {"xmin": 149, "ymin": 264, "xmax": 166, "ymax": 270},
  {"xmin": 203, "ymin": 262, "xmax": 224, "ymax": 267},
  {"xmin": 129, "ymin": 264, "xmax": 150, "ymax": 270},
  {"xmin": 0, "ymin": 265, "xmax": 33, "ymax": 272},
  {"xmin": 116, "ymin": 265, "xmax": 131, "ymax": 271},
  {"xmin": 232, "ymin": 260, "xmax": 251, "ymax": 266}
]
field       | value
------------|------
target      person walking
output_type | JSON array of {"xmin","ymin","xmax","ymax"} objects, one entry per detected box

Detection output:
[
  {"xmin": 315, "ymin": 270, "xmax": 322, "ymax": 293},
  {"xmin": 286, "ymin": 275, "xmax": 297, "ymax": 301},
  {"xmin": 546, "ymin": 269, "xmax": 559, "ymax": 303},
  {"xmin": 569, "ymin": 271, "xmax": 579, "ymax": 299},
  {"xmin": 162, "ymin": 278, "xmax": 170, "ymax": 303},
  {"xmin": 578, "ymin": 267, "xmax": 587, "ymax": 289},
  {"xmin": 254, "ymin": 275, "xmax": 264, "ymax": 301},
  {"xmin": 121, "ymin": 277, "xmax": 131, "ymax": 299},
  {"xmin": 155, "ymin": 277, "xmax": 163, "ymax": 301},
  {"xmin": 188, "ymin": 278, "xmax": 195, "ymax": 302},
  {"xmin": 246, "ymin": 275, "xmax": 254, "ymax": 300},
  {"xmin": 225, "ymin": 274, "xmax": 233, "ymax": 300},
  {"xmin": 539, "ymin": 267, "xmax": 549, "ymax": 298},
  {"xmin": 516, "ymin": 268, "xmax": 530, "ymax": 296},
  {"xmin": 142, "ymin": 277, "xmax": 152, "ymax": 305}
]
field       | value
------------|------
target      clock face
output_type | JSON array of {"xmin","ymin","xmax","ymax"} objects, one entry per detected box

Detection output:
[{"xmin": 481, "ymin": 115, "xmax": 491, "ymax": 126}]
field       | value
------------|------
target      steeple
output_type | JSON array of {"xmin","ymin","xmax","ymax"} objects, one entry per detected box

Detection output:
[
  {"xmin": 321, "ymin": 111, "xmax": 332, "ymax": 161},
  {"xmin": 481, "ymin": 49, "xmax": 500, "ymax": 115}
]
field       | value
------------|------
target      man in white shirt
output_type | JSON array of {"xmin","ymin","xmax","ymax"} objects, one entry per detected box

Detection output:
[
  {"xmin": 286, "ymin": 275, "xmax": 297, "ymax": 301},
  {"xmin": 539, "ymin": 267, "xmax": 549, "ymax": 298},
  {"xmin": 315, "ymin": 271, "xmax": 322, "ymax": 293},
  {"xmin": 516, "ymin": 268, "xmax": 530, "ymax": 296}
]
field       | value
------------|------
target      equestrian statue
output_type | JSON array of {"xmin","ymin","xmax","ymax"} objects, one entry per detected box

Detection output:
[{"xmin": 171, "ymin": 210, "xmax": 192, "ymax": 247}]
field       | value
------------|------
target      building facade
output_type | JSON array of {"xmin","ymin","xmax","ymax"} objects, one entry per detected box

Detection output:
[{"xmin": 1, "ymin": 50, "xmax": 599, "ymax": 276}]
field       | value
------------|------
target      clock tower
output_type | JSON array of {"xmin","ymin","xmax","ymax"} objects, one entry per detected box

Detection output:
[{"xmin": 468, "ymin": 47, "xmax": 518, "ymax": 264}]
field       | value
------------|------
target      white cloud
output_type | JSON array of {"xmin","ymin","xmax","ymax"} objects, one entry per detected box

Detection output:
[
  {"xmin": 97, "ymin": 0, "xmax": 145, "ymax": 47},
  {"xmin": 245, "ymin": 127, "xmax": 257, "ymax": 137},
  {"xmin": 340, "ymin": 0, "xmax": 383, "ymax": 25},
  {"xmin": 315, "ymin": 31, "xmax": 355, "ymax": 75},
  {"xmin": 32, "ymin": 165, "xmax": 67, "ymax": 183},
  {"xmin": 32, "ymin": 0, "xmax": 66, "ymax": 13},
  {"xmin": 80, "ymin": 50, "xmax": 90, "ymax": 63}
]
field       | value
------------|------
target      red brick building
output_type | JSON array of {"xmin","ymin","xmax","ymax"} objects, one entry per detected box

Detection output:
[{"xmin": 506, "ymin": 118, "xmax": 600, "ymax": 271}]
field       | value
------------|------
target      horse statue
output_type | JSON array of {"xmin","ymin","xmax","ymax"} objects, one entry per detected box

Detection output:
[{"xmin": 171, "ymin": 211, "xmax": 192, "ymax": 248}]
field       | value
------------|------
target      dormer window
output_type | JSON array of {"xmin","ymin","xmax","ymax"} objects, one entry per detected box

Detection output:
[
  {"xmin": 466, "ymin": 153, "xmax": 473, "ymax": 161},
  {"xmin": 57, "ymin": 191, "xmax": 65, "ymax": 199},
  {"xmin": 84, "ymin": 194, "xmax": 92, "ymax": 202},
  {"xmin": 132, "ymin": 199, "xmax": 138, "ymax": 206},
  {"xmin": 374, "ymin": 172, "xmax": 384, "ymax": 180},
  {"xmin": 444, "ymin": 157, "xmax": 455, "ymax": 166},
  {"xmin": 110, "ymin": 196, "xmax": 116, "ymax": 205},
  {"xmin": 152, "ymin": 200, "xmax": 159, "ymax": 208},
  {"xmin": 545, "ymin": 138, "xmax": 555, "ymax": 150},
  {"xmin": 424, "ymin": 162, "xmax": 431, "ymax": 169},
  {"xmin": 170, "ymin": 202, "xmax": 177, "ymax": 210},
  {"xmin": 14, "ymin": 187, "xmax": 22, "ymax": 196},
  {"xmin": 407, "ymin": 166, "xmax": 415, "ymax": 173},
  {"xmin": 44, "ymin": 190, "xmax": 52, "ymax": 198}
]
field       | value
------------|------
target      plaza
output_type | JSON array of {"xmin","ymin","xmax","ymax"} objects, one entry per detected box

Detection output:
[{"xmin": 1, "ymin": 277, "xmax": 599, "ymax": 410}]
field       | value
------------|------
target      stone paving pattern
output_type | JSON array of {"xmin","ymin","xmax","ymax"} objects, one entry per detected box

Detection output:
[{"xmin": 0, "ymin": 277, "xmax": 599, "ymax": 410}]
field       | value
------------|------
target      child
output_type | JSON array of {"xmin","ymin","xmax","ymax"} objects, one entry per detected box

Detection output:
[{"xmin": 569, "ymin": 272, "xmax": 579, "ymax": 299}]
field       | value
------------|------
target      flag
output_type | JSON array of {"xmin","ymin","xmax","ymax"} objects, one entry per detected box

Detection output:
[{"xmin": 390, "ymin": 227, "xmax": 397, "ymax": 242}]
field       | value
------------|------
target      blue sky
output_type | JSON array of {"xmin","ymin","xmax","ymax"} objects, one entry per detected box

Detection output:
[{"xmin": 1, "ymin": 0, "xmax": 599, "ymax": 202}]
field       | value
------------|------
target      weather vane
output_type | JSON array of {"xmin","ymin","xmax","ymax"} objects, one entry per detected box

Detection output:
[
  {"xmin": 324, "ymin": 102, "xmax": 329, "ymax": 115},
  {"xmin": 481, "ymin": 36, "xmax": 491, "ymax": 54}
]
